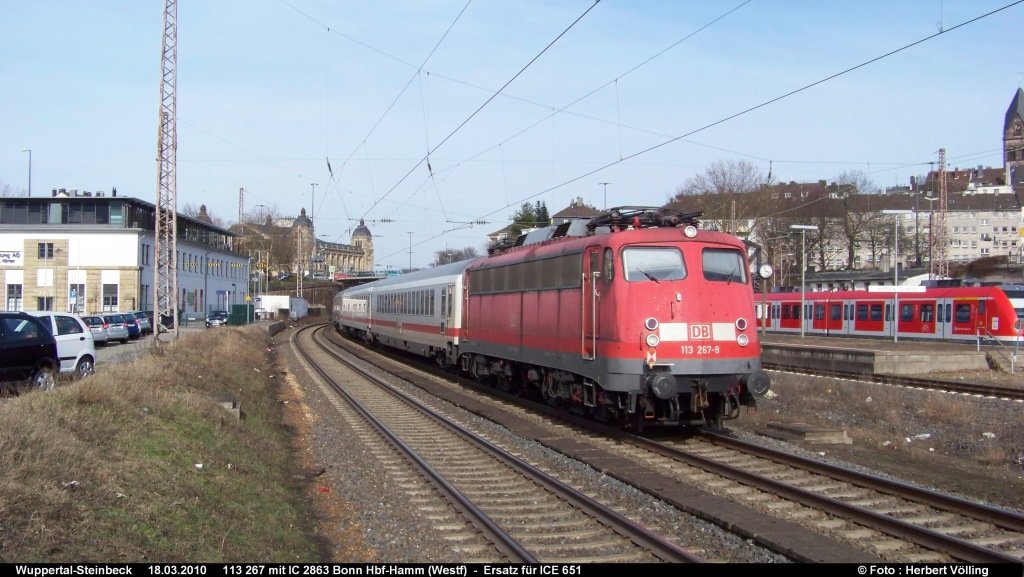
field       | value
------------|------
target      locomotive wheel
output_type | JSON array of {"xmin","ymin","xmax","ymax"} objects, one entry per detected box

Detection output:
[
  {"xmin": 703, "ymin": 396, "xmax": 725, "ymax": 430},
  {"xmin": 470, "ymin": 356, "xmax": 487, "ymax": 382}
]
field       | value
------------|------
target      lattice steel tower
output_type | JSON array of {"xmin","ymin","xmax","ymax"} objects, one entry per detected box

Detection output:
[
  {"xmin": 930, "ymin": 148, "xmax": 949, "ymax": 279},
  {"xmin": 153, "ymin": 0, "xmax": 179, "ymax": 338}
]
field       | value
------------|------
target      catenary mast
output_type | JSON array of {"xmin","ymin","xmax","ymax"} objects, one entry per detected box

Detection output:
[{"xmin": 153, "ymin": 0, "xmax": 179, "ymax": 339}]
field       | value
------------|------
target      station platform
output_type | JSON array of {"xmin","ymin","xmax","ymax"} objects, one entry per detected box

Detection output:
[{"xmin": 758, "ymin": 333, "xmax": 991, "ymax": 377}]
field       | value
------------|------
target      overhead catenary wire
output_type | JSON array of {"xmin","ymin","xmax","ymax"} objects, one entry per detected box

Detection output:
[
  {"xmin": 372, "ymin": 0, "xmax": 1023, "ymax": 263},
  {"xmin": 358, "ymin": 0, "xmax": 603, "ymax": 223}
]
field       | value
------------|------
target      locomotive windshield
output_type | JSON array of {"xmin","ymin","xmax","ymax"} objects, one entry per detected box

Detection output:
[
  {"xmin": 702, "ymin": 248, "xmax": 748, "ymax": 283},
  {"xmin": 622, "ymin": 247, "xmax": 686, "ymax": 282}
]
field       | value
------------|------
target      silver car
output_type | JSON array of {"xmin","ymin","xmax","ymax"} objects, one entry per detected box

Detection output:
[
  {"xmin": 100, "ymin": 314, "xmax": 130, "ymax": 344},
  {"xmin": 80, "ymin": 315, "xmax": 109, "ymax": 346}
]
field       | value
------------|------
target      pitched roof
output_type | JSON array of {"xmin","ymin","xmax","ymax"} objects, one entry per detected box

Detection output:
[{"xmin": 551, "ymin": 199, "xmax": 600, "ymax": 220}]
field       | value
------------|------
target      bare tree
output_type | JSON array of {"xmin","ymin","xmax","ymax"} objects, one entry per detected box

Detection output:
[
  {"xmin": 0, "ymin": 179, "xmax": 25, "ymax": 197},
  {"xmin": 673, "ymin": 159, "xmax": 765, "ymax": 234},
  {"xmin": 832, "ymin": 171, "xmax": 883, "ymax": 270},
  {"xmin": 434, "ymin": 246, "xmax": 479, "ymax": 266},
  {"xmin": 241, "ymin": 204, "xmax": 285, "ymax": 225}
]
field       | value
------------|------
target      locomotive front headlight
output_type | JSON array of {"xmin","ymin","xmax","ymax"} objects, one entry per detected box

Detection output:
[
  {"xmin": 683, "ymin": 225, "xmax": 698, "ymax": 238},
  {"xmin": 644, "ymin": 317, "xmax": 659, "ymax": 331},
  {"xmin": 735, "ymin": 318, "xmax": 748, "ymax": 331},
  {"xmin": 645, "ymin": 333, "xmax": 661, "ymax": 347},
  {"xmin": 736, "ymin": 334, "xmax": 750, "ymax": 347}
]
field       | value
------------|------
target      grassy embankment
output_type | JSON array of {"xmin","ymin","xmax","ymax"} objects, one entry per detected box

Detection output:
[{"xmin": 0, "ymin": 327, "xmax": 322, "ymax": 562}]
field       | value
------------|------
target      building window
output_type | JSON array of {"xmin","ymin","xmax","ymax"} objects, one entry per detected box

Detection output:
[
  {"xmin": 6, "ymin": 284, "xmax": 22, "ymax": 311},
  {"xmin": 37, "ymin": 242, "xmax": 54, "ymax": 260},
  {"xmin": 36, "ymin": 297, "xmax": 54, "ymax": 311},
  {"xmin": 102, "ymin": 283, "xmax": 119, "ymax": 312},
  {"xmin": 1016, "ymin": 123, "xmax": 1022, "ymax": 137},
  {"xmin": 37, "ymin": 269, "xmax": 54, "ymax": 287}
]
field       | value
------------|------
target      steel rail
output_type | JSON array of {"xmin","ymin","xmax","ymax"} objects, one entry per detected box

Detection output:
[
  {"xmin": 308, "ymin": 325, "xmax": 705, "ymax": 563},
  {"xmin": 292, "ymin": 325, "xmax": 537, "ymax": 563}
]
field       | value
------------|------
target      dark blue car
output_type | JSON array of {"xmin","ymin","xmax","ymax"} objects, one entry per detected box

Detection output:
[{"xmin": 123, "ymin": 314, "xmax": 141, "ymax": 340}]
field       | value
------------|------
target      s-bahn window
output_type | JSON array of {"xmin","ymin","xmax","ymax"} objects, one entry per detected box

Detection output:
[
  {"xmin": 900, "ymin": 303, "xmax": 914, "ymax": 322},
  {"xmin": 955, "ymin": 303, "xmax": 972, "ymax": 323},
  {"xmin": 814, "ymin": 303, "xmax": 824, "ymax": 320},
  {"xmin": 920, "ymin": 304, "xmax": 934, "ymax": 322},
  {"xmin": 603, "ymin": 248, "xmax": 614, "ymax": 282},
  {"xmin": 870, "ymin": 304, "xmax": 883, "ymax": 321},
  {"xmin": 830, "ymin": 304, "xmax": 842, "ymax": 321},
  {"xmin": 702, "ymin": 248, "xmax": 747, "ymax": 283},
  {"xmin": 856, "ymin": 304, "xmax": 868, "ymax": 320},
  {"xmin": 623, "ymin": 248, "xmax": 685, "ymax": 282}
]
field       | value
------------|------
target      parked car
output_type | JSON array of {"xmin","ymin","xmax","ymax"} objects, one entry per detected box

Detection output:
[
  {"xmin": 80, "ymin": 315, "xmax": 110, "ymax": 346},
  {"xmin": 100, "ymin": 314, "xmax": 130, "ymax": 344},
  {"xmin": 276, "ymin": 272, "xmax": 291, "ymax": 281},
  {"xmin": 123, "ymin": 315, "xmax": 141, "ymax": 340},
  {"xmin": 129, "ymin": 311, "xmax": 152, "ymax": 336},
  {"xmin": 0, "ymin": 312, "xmax": 59, "ymax": 391},
  {"xmin": 206, "ymin": 310, "xmax": 229, "ymax": 327},
  {"xmin": 28, "ymin": 312, "xmax": 97, "ymax": 379}
]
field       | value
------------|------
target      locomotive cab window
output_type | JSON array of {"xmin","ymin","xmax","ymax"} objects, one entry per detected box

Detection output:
[
  {"xmin": 622, "ymin": 247, "xmax": 685, "ymax": 282},
  {"xmin": 603, "ymin": 248, "xmax": 614, "ymax": 283},
  {"xmin": 702, "ymin": 248, "xmax": 747, "ymax": 283}
]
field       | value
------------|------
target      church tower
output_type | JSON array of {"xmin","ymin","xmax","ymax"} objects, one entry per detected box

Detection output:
[{"xmin": 1004, "ymin": 87, "xmax": 1024, "ymax": 185}]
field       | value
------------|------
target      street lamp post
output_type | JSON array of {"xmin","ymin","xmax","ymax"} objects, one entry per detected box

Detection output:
[
  {"xmin": 882, "ymin": 210, "xmax": 913, "ymax": 343},
  {"xmin": 20, "ymin": 149, "xmax": 31, "ymax": 197},
  {"xmin": 789, "ymin": 225, "xmax": 818, "ymax": 338}
]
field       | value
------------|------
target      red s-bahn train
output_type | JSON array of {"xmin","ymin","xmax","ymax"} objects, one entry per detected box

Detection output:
[
  {"xmin": 334, "ymin": 207, "xmax": 771, "ymax": 429},
  {"xmin": 761, "ymin": 285, "xmax": 1024, "ymax": 344}
]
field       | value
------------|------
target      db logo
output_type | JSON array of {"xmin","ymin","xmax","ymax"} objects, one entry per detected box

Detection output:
[{"xmin": 690, "ymin": 324, "xmax": 711, "ymax": 340}]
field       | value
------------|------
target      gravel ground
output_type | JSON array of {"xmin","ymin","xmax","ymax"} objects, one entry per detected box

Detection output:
[
  {"xmin": 727, "ymin": 369, "xmax": 1024, "ymax": 514},
  {"xmin": 275, "ymin": 332, "xmax": 790, "ymax": 564}
]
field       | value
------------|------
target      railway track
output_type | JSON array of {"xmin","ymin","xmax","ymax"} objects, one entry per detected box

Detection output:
[
  {"xmin": 291, "ymin": 324, "xmax": 703, "ymax": 563},
  {"xmin": 316, "ymin": 324, "xmax": 1024, "ymax": 564},
  {"xmin": 763, "ymin": 361, "xmax": 1024, "ymax": 402}
]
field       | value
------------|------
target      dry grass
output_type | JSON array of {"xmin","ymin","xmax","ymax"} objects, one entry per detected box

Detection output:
[
  {"xmin": 741, "ymin": 372, "xmax": 1024, "ymax": 470},
  {"xmin": 0, "ymin": 327, "xmax": 321, "ymax": 562}
]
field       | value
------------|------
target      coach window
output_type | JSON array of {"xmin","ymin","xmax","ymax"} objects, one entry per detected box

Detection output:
[
  {"xmin": 856, "ymin": 304, "xmax": 867, "ymax": 321},
  {"xmin": 603, "ymin": 248, "xmax": 614, "ymax": 283},
  {"xmin": 623, "ymin": 247, "xmax": 685, "ymax": 282},
  {"xmin": 814, "ymin": 303, "xmax": 824, "ymax": 320}
]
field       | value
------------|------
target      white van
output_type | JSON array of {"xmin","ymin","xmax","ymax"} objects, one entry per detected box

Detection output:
[{"xmin": 28, "ymin": 312, "xmax": 96, "ymax": 378}]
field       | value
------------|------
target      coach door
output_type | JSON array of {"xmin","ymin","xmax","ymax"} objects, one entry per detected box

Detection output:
[
  {"xmin": 582, "ymin": 247, "xmax": 601, "ymax": 360},
  {"xmin": 439, "ymin": 285, "xmax": 451, "ymax": 335}
]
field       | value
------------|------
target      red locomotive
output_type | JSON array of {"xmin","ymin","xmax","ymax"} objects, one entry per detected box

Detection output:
[
  {"xmin": 762, "ymin": 285, "xmax": 1024, "ymax": 343},
  {"xmin": 335, "ymin": 207, "xmax": 771, "ymax": 429}
]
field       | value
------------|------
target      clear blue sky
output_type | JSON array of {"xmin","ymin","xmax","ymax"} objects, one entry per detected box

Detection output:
[{"xmin": 2, "ymin": 1, "xmax": 1021, "ymax": 269}]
